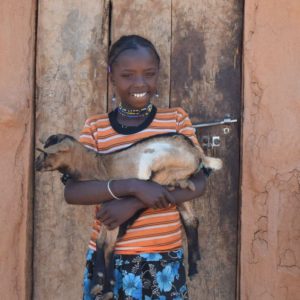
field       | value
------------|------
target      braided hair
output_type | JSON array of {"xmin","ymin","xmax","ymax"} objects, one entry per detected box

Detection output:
[{"xmin": 108, "ymin": 35, "xmax": 160, "ymax": 71}]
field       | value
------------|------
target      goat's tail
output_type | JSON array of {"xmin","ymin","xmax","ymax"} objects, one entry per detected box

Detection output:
[{"xmin": 194, "ymin": 144, "xmax": 223, "ymax": 170}]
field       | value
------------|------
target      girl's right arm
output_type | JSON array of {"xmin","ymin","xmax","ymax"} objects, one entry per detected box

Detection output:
[
  {"xmin": 64, "ymin": 178, "xmax": 175, "ymax": 208},
  {"xmin": 64, "ymin": 179, "xmax": 134, "ymax": 205}
]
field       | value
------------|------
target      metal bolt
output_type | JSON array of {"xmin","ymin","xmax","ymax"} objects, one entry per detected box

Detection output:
[{"xmin": 223, "ymin": 127, "xmax": 230, "ymax": 134}]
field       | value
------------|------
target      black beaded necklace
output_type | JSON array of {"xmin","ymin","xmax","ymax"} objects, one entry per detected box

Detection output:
[{"xmin": 117, "ymin": 102, "xmax": 153, "ymax": 118}]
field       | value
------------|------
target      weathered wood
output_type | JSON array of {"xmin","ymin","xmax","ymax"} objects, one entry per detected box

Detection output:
[
  {"xmin": 171, "ymin": 1, "xmax": 243, "ymax": 299},
  {"xmin": 110, "ymin": 0, "xmax": 171, "ymax": 109},
  {"xmin": 34, "ymin": 0, "xmax": 243, "ymax": 299},
  {"xmin": 34, "ymin": 1, "xmax": 109, "ymax": 299}
]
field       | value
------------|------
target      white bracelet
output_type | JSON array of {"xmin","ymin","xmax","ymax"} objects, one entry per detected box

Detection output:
[{"xmin": 107, "ymin": 179, "xmax": 121, "ymax": 200}]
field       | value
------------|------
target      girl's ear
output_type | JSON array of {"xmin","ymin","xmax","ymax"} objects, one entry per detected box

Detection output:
[{"xmin": 109, "ymin": 72, "xmax": 116, "ymax": 86}]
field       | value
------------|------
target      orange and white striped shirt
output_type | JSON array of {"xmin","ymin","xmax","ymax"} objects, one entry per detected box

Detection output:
[{"xmin": 79, "ymin": 106, "xmax": 199, "ymax": 254}]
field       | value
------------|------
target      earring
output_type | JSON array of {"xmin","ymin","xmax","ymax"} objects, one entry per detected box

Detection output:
[{"xmin": 112, "ymin": 91, "xmax": 117, "ymax": 109}]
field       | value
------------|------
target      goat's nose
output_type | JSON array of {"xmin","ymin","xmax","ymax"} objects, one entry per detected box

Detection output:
[
  {"xmin": 35, "ymin": 157, "xmax": 42, "ymax": 171},
  {"xmin": 35, "ymin": 154, "xmax": 45, "ymax": 171}
]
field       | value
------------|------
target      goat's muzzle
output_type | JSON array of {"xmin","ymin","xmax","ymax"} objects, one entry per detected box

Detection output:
[{"xmin": 35, "ymin": 151, "xmax": 47, "ymax": 171}]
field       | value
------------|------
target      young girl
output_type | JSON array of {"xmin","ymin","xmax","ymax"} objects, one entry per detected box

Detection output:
[{"xmin": 64, "ymin": 35, "xmax": 209, "ymax": 300}]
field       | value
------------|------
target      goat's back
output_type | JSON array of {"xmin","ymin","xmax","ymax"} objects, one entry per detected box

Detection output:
[{"xmin": 104, "ymin": 133, "xmax": 201, "ymax": 184}]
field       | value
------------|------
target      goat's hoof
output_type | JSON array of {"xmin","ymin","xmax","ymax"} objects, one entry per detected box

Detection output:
[
  {"xmin": 176, "ymin": 179, "xmax": 195, "ymax": 191},
  {"xmin": 188, "ymin": 272, "xmax": 198, "ymax": 281},
  {"xmin": 188, "ymin": 263, "xmax": 199, "ymax": 279},
  {"xmin": 102, "ymin": 292, "xmax": 114, "ymax": 300},
  {"xmin": 91, "ymin": 283, "xmax": 103, "ymax": 295},
  {"xmin": 167, "ymin": 185, "xmax": 175, "ymax": 191}
]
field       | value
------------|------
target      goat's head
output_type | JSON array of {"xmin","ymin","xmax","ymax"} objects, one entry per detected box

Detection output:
[{"xmin": 35, "ymin": 134, "xmax": 76, "ymax": 173}]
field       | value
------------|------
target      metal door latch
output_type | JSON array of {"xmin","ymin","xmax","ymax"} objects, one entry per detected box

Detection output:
[
  {"xmin": 192, "ymin": 114, "xmax": 237, "ymax": 128},
  {"xmin": 201, "ymin": 135, "xmax": 221, "ymax": 149}
]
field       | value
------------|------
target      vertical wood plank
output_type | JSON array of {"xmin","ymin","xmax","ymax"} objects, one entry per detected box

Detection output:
[
  {"xmin": 0, "ymin": 1, "xmax": 36, "ymax": 299},
  {"xmin": 171, "ymin": 1, "xmax": 243, "ymax": 299},
  {"xmin": 110, "ymin": 0, "xmax": 171, "ymax": 109},
  {"xmin": 34, "ymin": 1, "xmax": 109, "ymax": 299}
]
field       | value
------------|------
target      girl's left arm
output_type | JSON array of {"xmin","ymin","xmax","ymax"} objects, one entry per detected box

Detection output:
[{"xmin": 169, "ymin": 168, "xmax": 208, "ymax": 205}]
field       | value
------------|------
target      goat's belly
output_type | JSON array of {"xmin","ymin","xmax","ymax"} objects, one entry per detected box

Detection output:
[{"xmin": 137, "ymin": 142, "xmax": 196, "ymax": 181}]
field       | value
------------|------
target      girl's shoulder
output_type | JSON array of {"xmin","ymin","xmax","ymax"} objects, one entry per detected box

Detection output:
[
  {"xmin": 156, "ymin": 106, "xmax": 190, "ymax": 120},
  {"xmin": 83, "ymin": 112, "xmax": 110, "ymax": 128}
]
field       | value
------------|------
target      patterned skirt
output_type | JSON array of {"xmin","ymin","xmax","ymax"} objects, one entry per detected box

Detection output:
[{"xmin": 83, "ymin": 248, "xmax": 189, "ymax": 300}]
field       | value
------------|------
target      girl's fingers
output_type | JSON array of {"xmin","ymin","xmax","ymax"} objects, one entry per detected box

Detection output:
[
  {"xmin": 107, "ymin": 223, "xmax": 118, "ymax": 230},
  {"xmin": 164, "ymin": 191, "xmax": 176, "ymax": 205},
  {"xmin": 154, "ymin": 199, "xmax": 164, "ymax": 209},
  {"xmin": 159, "ymin": 197, "xmax": 169, "ymax": 208},
  {"xmin": 96, "ymin": 208, "xmax": 105, "ymax": 219},
  {"xmin": 105, "ymin": 220, "xmax": 117, "ymax": 229},
  {"xmin": 96, "ymin": 209, "xmax": 110, "ymax": 222}
]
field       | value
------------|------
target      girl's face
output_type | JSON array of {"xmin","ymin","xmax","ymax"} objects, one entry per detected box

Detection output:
[{"xmin": 110, "ymin": 46, "xmax": 159, "ymax": 109}]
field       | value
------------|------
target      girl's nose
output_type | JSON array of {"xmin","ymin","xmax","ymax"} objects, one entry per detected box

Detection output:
[{"xmin": 133, "ymin": 75, "xmax": 146, "ymax": 87}]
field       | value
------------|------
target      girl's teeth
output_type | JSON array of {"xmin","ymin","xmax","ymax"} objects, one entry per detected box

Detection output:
[{"xmin": 132, "ymin": 92, "xmax": 147, "ymax": 98}]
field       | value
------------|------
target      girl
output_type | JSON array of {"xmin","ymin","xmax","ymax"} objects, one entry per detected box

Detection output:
[{"xmin": 63, "ymin": 35, "xmax": 209, "ymax": 300}]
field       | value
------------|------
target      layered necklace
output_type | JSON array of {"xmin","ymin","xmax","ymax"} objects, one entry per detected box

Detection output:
[{"xmin": 117, "ymin": 102, "xmax": 153, "ymax": 118}]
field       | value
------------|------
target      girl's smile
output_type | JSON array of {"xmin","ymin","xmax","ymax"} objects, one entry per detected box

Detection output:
[{"xmin": 110, "ymin": 46, "xmax": 159, "ymax": 110}]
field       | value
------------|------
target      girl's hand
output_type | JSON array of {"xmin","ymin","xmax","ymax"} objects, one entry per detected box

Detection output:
[
  {"xmin": 96, "ymin": 197, "xmax": 144, "ymax": 230},
  {"xmin": 131, "ymin": 179, "xmax": 176, "ymax": 209}
]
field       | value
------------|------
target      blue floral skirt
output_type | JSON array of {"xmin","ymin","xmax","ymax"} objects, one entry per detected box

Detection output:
[{"xmin": 83, "ymin": 248, "xmax": 188, "ymax": 300}]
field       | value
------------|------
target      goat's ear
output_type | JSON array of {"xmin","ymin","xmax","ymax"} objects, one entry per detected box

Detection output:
[
  {"xmin": 36, "ymin": 147, "xmax": 47, "ymax": 154},
  {"xmin": 45, "ymin": 139, "xmax": 72, "ymax": 154}
]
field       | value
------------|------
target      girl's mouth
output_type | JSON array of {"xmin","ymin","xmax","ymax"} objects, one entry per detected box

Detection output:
[{"xmin": 131, "ymin": 92, "xmax": 148, "ymax": 98}]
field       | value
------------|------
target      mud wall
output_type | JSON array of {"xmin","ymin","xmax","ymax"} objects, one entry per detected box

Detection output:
[
  {"xmin": 241, "ymin": 0, "xmax": 300, "ymax": 299},
  {"xmin": 0, "ymin": 0, "xmax": 36, "ymax": 299}
]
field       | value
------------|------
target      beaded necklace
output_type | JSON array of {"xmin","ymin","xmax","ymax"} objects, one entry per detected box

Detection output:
[{"xmin": 117, "ymin": 102, "xmax": 153, "ymax": 118}]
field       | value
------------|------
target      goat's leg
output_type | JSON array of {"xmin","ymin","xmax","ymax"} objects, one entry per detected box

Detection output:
[
  {"xmin": 90, "ymin": 227, "xmax": 108, "ymax": 296},
  {"xmin": 152, "ymin": 167, "xmax": 195, "ymax": 190},
  {"xmin": 102, "ymin": 228, "xmax": 119, "ymax": 300},
  {"xmin": 178, "ymin": 202, "xmax": 201, "ymax": 279}
]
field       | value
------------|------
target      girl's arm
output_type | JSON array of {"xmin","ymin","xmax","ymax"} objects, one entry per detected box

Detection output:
[
  {"xmin": 169, "ymin": 168, "xmax": 208, "ymax": 204},
  {"xmin": 97, "ymin": 170, "xmax": 208, "ymax": 229},
  {"xmin": 64, "ymin": 177, "xmax": 176, "ymax": 208}
]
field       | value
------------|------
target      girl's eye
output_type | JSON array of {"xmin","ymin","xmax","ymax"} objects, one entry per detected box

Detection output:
[
  {"xmin": 121, "ymin": 74, "xmax": 133, "ymax": 78},
  {"xmin": 145, "ymin": 72, "xmax": 156, "ymax": 77}
]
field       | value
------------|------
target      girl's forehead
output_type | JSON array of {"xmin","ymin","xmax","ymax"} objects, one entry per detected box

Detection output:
[{"xmin": 113, "ymin": 47, "xmax": 158, "ymax": 70}]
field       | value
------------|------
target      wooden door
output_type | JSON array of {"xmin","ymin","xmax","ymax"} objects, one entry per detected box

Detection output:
[{"xmin": 34, "ymin": 0, "xmax": 243, "ymax": 299}]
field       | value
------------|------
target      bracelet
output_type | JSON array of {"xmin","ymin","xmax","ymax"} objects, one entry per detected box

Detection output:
[{"xmin": 107, "ymin": 180, "xmax": 121, "ymax": 200}]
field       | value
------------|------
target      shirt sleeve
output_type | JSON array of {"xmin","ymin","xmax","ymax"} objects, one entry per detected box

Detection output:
[
  {"xmin": 176, "ymin": 107, "xmax": 200, "ymax": 146},
  {"xmin": 79, "ymin": 118, "xmax": 98, "ymax": 151}
]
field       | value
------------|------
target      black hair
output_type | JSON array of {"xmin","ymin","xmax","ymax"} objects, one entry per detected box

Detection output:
[{"xmin": 108, "ymin": 35, "xmax": 160, "ymax": 71}]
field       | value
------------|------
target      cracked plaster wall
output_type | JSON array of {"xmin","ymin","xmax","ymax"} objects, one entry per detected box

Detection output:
[
  {"xmin": 0, "ymin": 1, "xmax": 36, "ymax": 299},
  {"xmin": 241, "ymin": 0, "xmax": 300, "ymax": 299}
]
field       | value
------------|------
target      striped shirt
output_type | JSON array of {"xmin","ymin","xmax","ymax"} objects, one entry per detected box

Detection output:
[{"xmin": 79, "ymin": 106, "xmax": 199, "ymax": 254}]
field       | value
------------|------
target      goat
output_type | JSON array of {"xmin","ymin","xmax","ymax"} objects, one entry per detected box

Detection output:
[{"xmin": 35, "ymin": 133, "xmax": 222, "ymax": 299}]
